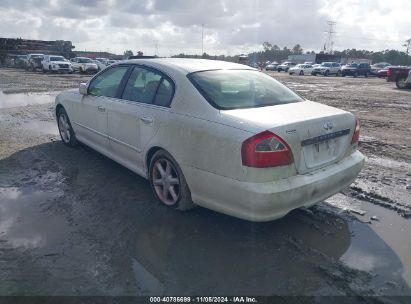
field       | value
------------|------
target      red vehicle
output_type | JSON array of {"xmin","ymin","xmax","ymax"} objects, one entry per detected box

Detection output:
[
  {"xmin": 377, "ymin": 67, "xmax": 389, "ymax": 78},
  {"xmin": 386, "ymin": 66, "xmax": 411, "ymax": 89}
]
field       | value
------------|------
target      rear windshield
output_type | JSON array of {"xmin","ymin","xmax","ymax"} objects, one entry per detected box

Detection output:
[{"xmin": 188, "ymin": 69, "xmax": 303, "ymax": 110}]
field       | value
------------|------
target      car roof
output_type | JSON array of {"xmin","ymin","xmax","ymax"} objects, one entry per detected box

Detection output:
[{"xmin": 122, "ymin": 58, "xmax": 255, "ymax": 74}]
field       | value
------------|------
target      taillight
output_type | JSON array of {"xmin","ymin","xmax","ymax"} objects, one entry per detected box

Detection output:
[
  {"xmin": 387, "ymin": 68, "xmax": 392, "ymax": 77},
  {"xmin": 351, "ymin": 118, "xmax": 360, "ymax": 144},
  {"xmin": 241, "ymin": 131, "xmax": 294, "ymax": 168}
]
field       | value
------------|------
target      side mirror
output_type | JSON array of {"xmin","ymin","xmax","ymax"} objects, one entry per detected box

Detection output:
[{"xmin": 79, "ymin": 83, "xmax": 88, "ymax": 95}]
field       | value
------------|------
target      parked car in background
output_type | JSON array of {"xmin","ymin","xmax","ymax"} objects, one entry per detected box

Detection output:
[
  {"xmin": 370, "ymin": 62, "xmax": 391, "ymax": 75},
  {"xmin": 341, "ymin": 62, "xmax": 371, "ymax": 77},
  {"xmin": 387, "ymin": 66, "xmax": 411, "ymax": 89},
  {"xmin": 71, "ymin": 57, "xmax": 99, "ymax": 74},
  {"xmin": 96, "ymin": 57, "xmax": 109, "ymax": 65},
  {"xmin": 92, "ymin": 59, "xmax": 107, "ymax": 71},
  {"xmin": 265, "ymin": 62, "xmax": 278, "ymax": 71},
  {"xmin": 54, "ymin": 58, "xmax": 364, "ymax": 222},
  {"xmin": 25, "ymin": 54, "xmax": 44, "ymax": 71},
  {"xmin": 377, "ymin": 66, "xmax": 391, "ymax": 78},
  {"xmin": 277, "ymin": 62, "xmax": 296, "ymax": 72},
  {"xmin": 312, "ymin": 62, "xmax": 341, "ymax": 76},
  {"xmin": 41, "ymin": 55, "xmax": 73, "ymax": 73},
  {"xmin": 288, "ymin": 64, "xmax": 313, "ymax": 75},
  {"xmin": 6, "ymin": 55, "xmax": 27, "ymax": 68}
]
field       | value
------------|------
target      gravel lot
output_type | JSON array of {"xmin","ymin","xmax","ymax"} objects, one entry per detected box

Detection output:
[{"xmin": 0, "ymin": 68, "xmax": 410, "ymax": 300}]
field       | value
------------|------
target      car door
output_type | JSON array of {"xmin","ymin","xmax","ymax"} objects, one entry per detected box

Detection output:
[
  {"xmin": 72, "ymin": 65, "xmax": 130, "ymax": 155},
  {"xmin": 106, "ymin": 65, "xmax": 174, "ymax": 175}
]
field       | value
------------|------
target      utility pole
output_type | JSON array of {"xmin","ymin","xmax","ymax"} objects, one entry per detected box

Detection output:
[
  {"xmin": 201, "ymin": 23, "xmax": 204, "ymax": 56},
  {"xmin": 324, "ymin": 21, "xmax": 336, "ymax": 54}
]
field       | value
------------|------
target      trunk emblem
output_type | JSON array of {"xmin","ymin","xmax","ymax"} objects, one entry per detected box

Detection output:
[{"xmin": 323, "ymin": 121, "xmax": 333, "ymax": 130}]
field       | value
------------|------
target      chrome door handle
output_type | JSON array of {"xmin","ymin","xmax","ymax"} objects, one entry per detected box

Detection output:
[
  {"xmin": 97, "ymin": 105, "xmax": 105, "ymax": 112},
  {"xmin": 140, "ymin": 116, "xmax": 153, "ymax": 124}
]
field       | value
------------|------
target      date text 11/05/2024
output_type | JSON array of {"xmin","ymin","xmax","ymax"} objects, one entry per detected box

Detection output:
[{"xmin": 149, "ymin": 297, "xmax": 258, "ymax": 303}]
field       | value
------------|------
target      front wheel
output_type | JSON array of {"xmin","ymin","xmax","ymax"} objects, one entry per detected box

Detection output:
[
  {"xmin": 396, "ymin": 77, "xmax": 408, "ymax": 89},
  {"xmin": 57, "ymin": 107, "xmax": 78, "ymax": 147},
  {"xmin": 299, "ymin": 70, "xmax": 304, "ymax": 76},
  {"xmin": 149, "ymin": 150, "xmax": 195, "ymax": 211},
  {"xmin": 324, "ymin": 70, "xmax": 329, "ymax": 76}
]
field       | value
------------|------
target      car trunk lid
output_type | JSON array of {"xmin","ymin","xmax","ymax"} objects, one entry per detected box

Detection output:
[{"xmin": 221, "ymin": 101, "xmax": 355, "ymax": 174}]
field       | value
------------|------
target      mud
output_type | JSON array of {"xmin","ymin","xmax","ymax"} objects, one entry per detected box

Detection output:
[{"xmin": 0, "ymin": 68, "xmax": 410, "ymax": 299}]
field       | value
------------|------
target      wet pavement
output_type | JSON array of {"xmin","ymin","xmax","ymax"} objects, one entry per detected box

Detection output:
[
  {"xmin": 0, "ymin": 70, "xmax": 410, "ymax": 299},
  {"xmin": 0, "ymin": 91, "xmax": 57, "ymax": 109}
]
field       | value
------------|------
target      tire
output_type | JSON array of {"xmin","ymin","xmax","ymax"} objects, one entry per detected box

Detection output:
[
  {"xmin": 57, "ymin": 107, "xmax": 78, "ymax": 147},
  {"xmin": 337, "ymin": 70, "xmax": 341, "ymax": 77},
  {"xmin": 149, "ymin": 150, "xmax": 195, "ymax": 211},
  {"xmin": 364, "ymin": 72, "xmax": 368, "ymax": 78},
  {"xmin": 277, "ymin": 69, "xmax": 281, "ymax": 72},
  {"xmin": 324, "ymin": 70, "xmax": 329, "ymax": 76},
  {"xmin": 80, "ymin": 67, "xmax": 84, "ymax": 74},
  {"xmin": 342, "ymin": 73, "xmax": 346, "ymax": 77},
  {"xmin": 299, "ymin": 70, "xmax": 304, "ymax": 76},
  {"xmin": 396, "ymin": 77, "xmax": 408, "ymax": 89},
  {"xmin": 42, "ymin": 66, "xmax": 46, "ymax": 73}
]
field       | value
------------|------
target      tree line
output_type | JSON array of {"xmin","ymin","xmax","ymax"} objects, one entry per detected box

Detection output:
[{"xmin": 125, "ymin": 39, "xmax": 411, "ymax": 65}]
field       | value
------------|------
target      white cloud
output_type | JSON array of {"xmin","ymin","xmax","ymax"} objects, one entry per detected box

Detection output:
[{"xmin": 0, "ymin": 0, "xmax": 409, "ymax": 56}]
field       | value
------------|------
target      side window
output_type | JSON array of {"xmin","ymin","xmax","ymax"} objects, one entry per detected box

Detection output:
[
  {"xmin": 153, "ymin": 78, "xmax": 174, "ymax": 107},
  {"xmin": 88, "ymin": 66, "xmax": 129, "ymax": 98},
  {"xmin": 122, "ymin": 67, "xmax": 162, "ymax": 104}
]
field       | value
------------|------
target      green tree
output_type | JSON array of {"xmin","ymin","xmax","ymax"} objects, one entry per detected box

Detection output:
[
  {"xmin": 123, "ymin": 50, "xmax": 134, "ymax": 57},
  {"xmin": 292, "ymin": 44, "xmax": 303, "ymax": 55}
]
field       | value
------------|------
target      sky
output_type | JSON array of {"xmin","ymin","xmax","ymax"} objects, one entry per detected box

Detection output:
[{"xmin": 0, "ymin": 0, "xmax": 410, "ymax": 56}]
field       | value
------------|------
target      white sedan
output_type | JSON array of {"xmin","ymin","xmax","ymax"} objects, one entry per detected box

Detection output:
[
  {"xmin": 55, "ymin": 58, "xmax": 364, "ymax": 222},
  {"xmin": 289, "ymin": 64, "xmax": 314, "ymax": 75}
]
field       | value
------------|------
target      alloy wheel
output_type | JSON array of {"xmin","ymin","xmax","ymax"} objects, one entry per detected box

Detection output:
[
  {"xmin": 58, "ymin": 113, "xmax": 71, "ymax": 143},
  {"xmin": 152, "ymin": 158, "xmax": 180, "ymax": 206}
]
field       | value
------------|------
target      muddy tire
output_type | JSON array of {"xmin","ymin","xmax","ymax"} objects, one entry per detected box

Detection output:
[
  {"xmin": 396, "ymin": 77, "xmax": 408, "ymax": 89},
  {"xmin": 149, "ymin": 150, "xmax": 195, "ymax": 211},
  {"xmin": 57, "ymin": 107, "xmax": 78, "ymax": 147}
]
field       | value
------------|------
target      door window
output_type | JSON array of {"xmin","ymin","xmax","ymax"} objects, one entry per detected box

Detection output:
[
  {"xmin": 88, "ymin": 66, "xmax": 129, "ymax": 98},
  {"xmin": 122, "ymin": 67, "xmax": 162, "ymax": 104},
  {"xmin": 153, "ymin": 78, "xmax": 174, "ymax": 107}
]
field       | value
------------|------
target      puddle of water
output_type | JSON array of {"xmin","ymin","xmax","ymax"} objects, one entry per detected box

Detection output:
[
  {"xmin": 21, "ymin": 120, "xmax": 59, "ymax": 136},
  {"xmin": 0, "ymin": 186, "xmax": 68, "ymax": 249},
  {"xmin": 327, "ymin": 194, "xmax": 411, "ymax": 294},
  {"xmin": 0, "ymin": 91, "xmax": 57, "ymax": 109}
]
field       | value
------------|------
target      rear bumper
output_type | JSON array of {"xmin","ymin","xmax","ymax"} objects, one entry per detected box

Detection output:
[{"xmin": 183, "ymin": 151, "xmax": 365, "ymax": 222}]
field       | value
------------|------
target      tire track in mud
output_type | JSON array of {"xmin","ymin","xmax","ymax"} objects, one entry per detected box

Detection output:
[{"xmin": 342, "ymin": 186, "xmax": 411, "ymax": 218}]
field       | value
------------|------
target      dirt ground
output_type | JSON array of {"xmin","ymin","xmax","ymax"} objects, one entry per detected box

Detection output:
[{"xmin": 0, "ymin": 68, "xmax": 410, "ymax": 300}]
